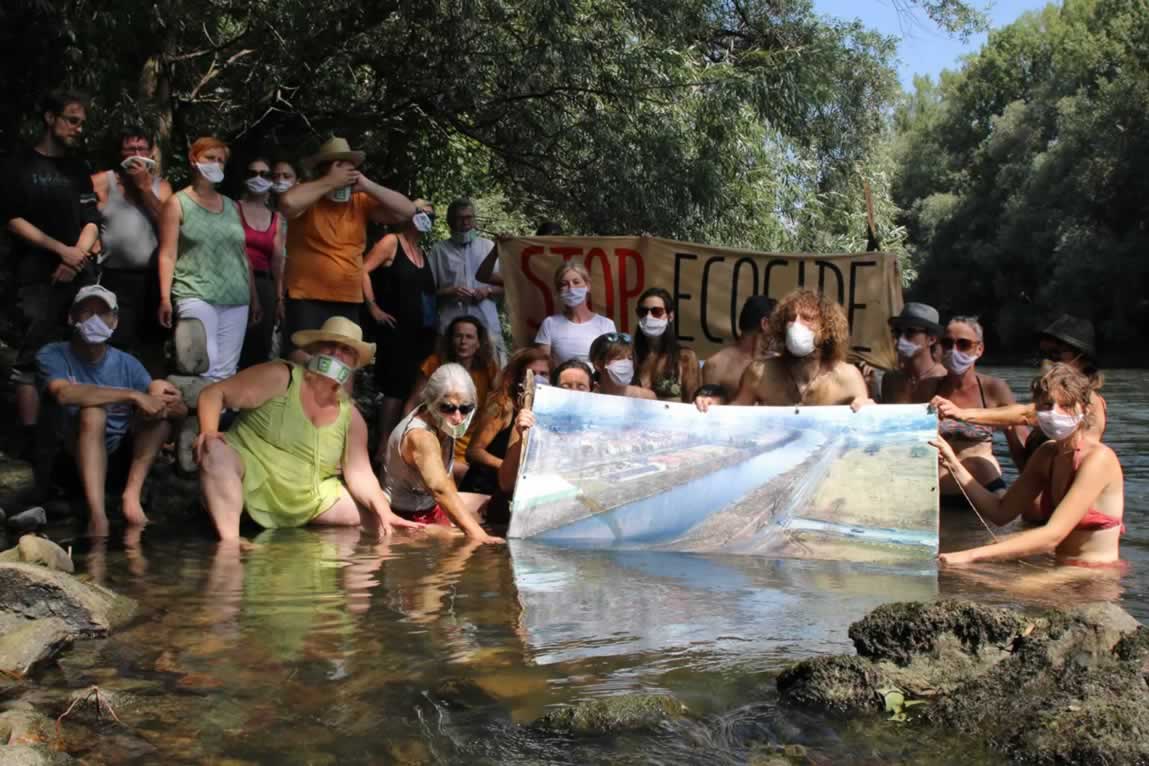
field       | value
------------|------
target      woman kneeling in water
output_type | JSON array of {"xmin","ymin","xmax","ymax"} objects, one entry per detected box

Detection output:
[{"xmin": 932, "ymin": 363, "xmax": 1124, "ymax": 567}]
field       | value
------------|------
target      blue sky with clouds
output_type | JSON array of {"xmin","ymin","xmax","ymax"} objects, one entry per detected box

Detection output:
[{"xmin": 813, "ymin": 0, "xmax": 1056, "ymax": 89}]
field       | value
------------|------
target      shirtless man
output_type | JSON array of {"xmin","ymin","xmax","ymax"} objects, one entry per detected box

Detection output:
[
  {"xmin": 730, "ymin": 289, "xmax": 871, "ymax": 408},
  {"xmin": 880, "ymin": 302, "xmax": 946, "ymax": 403},
  {"xmin": 699, "ymin": 295, "xmax": 775, "ymax": 402}
]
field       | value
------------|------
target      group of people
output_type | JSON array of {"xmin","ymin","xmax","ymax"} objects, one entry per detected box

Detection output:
[{"xmin": 1, "ymin": 90, "xmax": 1125, "ymax": 569}]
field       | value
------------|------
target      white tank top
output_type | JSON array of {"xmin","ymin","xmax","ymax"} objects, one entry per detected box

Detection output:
[{"xmin": 384, "ymin": 407, "xmax": 454, "ymax": 511}]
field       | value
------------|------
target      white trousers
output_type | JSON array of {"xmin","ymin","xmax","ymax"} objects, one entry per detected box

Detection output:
[{"xmin": 176, "ymin": 298, "xmax": 249, "ymax": 381}]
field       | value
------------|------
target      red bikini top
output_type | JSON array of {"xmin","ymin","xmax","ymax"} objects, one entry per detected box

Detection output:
[{"xmin": 1039, "ymin": 446, "xmax": 1124, "ymax": 534}]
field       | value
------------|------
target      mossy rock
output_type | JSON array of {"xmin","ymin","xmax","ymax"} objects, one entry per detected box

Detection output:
[{"xmin": 533, "ymin": 694, "xmax": 687, "ymax": 734}]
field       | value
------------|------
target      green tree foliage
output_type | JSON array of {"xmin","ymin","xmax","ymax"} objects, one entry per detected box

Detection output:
[
  {"xmin": 1, "ymin": 0, "xmax": 978, "ymax": 256},
  {"xmin": 893, "ymin": 0, "xmax": 1149, "ymax": 360}
]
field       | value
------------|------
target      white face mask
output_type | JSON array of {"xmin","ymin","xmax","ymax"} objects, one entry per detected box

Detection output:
[
  {"xmin": 271, "ymin": 180, "xmax": 294, "ymax": 194},
  {"xmin": 75, "ymin": 314, "xmax": 114, "ymax": 344},
  {"xmin": 639, "ymin": 315, "xmax": 668, "ymax": 338},
  {"xmin": 412, "ymin": 211, "xmax": 433, "ymax": 233},
  {"xmin": 306, "ymin": 354, "xmax": 353, "ymax": 385},
  {"xmin": 245, "ymin": 176, "xmax": 273, "ymax": 194},
  {"xmin": 785, "ymin": 321, "xmax": 816, "ymax": 357},
  {"xmin": 896, "ymin": 337, "xmax": 922, "ymax": 359},
  {"xmin": 450, "ymin": 229, "xmax": 476, "ymax": 245},
  {"xmin": 943, "ymin": 348, "xmax": 978, "ymax": 375},
  {"xmin": 1036, "ymin": 404, "xmax": 1083, "ymax": 441},
  {"xmin": 435, "ymin": 406, "xmax": 475, "ymax": 439},
  {"xmin": 195, "ymin": 162, "xmax": 225, "ymax": 184},
  {"xmin": 326, "ymin": 185, "xmax": 353, "ymax": 203},
  {"xmin": 605, "ymin": 359, "xmax": 634, "ymax": 386},
  {"xmin": 534, "ymin": 373, "xmax": 550, "ymax": 389},
  {"xmin": 559, "ymin": 286, "xmax": 588, "ymax": 308}
]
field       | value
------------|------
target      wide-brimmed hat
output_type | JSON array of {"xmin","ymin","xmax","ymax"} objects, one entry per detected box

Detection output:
[
  {"xmin": 888, "ymin": 302, "xmax": 942, "ymax": 335},
  {"xmin": 72, "ymin": 284, "xmax": 118, "ymax": 312},
  {"xmin": 1040, "ymin": 314, "xmax": 1095, "ymax": 358},
  {"xmin": 302, "ymin": 137, "xmax": 365, "ymax": 171},
  {"xmin": 291, "ymin": 317, "xmax": 376, "ymax": 367}
]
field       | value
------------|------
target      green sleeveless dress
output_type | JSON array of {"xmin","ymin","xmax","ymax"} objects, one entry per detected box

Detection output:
[{"xmin": 227, "ymin": 364, "xmax": 352, "ymax": 528}]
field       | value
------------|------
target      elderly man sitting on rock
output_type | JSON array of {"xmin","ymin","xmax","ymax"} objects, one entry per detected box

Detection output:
[
  {"xmin": 195, "ymin": 317, "xmax": 423, "ymax": 542},
  {"xmin": 37, "ymin": 285, "xmax": 187, "ymax": 537}
]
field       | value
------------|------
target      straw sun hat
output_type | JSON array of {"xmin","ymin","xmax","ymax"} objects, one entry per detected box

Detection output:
[
  {"xmin": 302, "ymin": 137, "xmax": 366, "ymax": 171},
  {"xmin": 291, "ymin": 317, "xmax": 376, "ymax": 367}
]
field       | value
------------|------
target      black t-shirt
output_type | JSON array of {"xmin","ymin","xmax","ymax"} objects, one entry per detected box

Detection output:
[{"xmin": 0, "ymin": 147, "xmax": 100, "ymax": 285}]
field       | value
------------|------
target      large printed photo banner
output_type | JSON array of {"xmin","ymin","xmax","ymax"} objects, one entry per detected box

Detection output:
[
  {"xmin": 497, "ymin": 236, "xmax": 904, "ymax": 367},
  {"xmin": 508, "ymin": 387, "xmax": 939, "ymax": 563}
]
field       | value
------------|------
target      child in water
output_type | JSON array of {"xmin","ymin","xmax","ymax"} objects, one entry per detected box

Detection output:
[{"xmin": 932, "ymin": 363, "xmax": 1124, "ymax": 567}]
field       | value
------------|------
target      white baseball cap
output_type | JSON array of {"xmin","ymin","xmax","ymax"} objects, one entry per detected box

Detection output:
[{"xmin": 72, "ymin": 284, "xmax": 119, "ymax": 312}]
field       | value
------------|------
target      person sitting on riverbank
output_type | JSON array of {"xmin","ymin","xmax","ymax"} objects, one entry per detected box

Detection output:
[
  {"xmin": 384, "ymin": 363, "xmax": 503, "ymax": 544},
  {"xmin": 588, "ymin": 333, "xmax": 656, "ymax": 399},
  {"xmin": 699, "ymin": 295, "xmax": 775, "ymax": 405},
  {"xmin": 633, "ymin": 287, "xmax": 699, "ymax": 402},
  {"xmin": 195, "ymin": 317, "xmax": 421, "ymax": 541},
  {"xmin": 38, "ymin": 285, "xmax": 187, "ymax": 537},
  {"xmin": 881, "ymin": 302, "xmax": 946, "ymax": 403},
  {"xmin": 932, "ymin": 314, "xmax": 1105, "ymax": 472},
  {"xmin": 933, "ymin": 363, "xmax": 1124, "ymax": 567},
  {"xmin": 730, "ymin": 289, "xmax": 871, "ymax": 408},
  {"xmin": 917, "ymin": 316, "xmax": 1026, "ymax": 499}
]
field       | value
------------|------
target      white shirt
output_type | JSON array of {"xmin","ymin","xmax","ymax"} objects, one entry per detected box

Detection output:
[
  {"xmin": 428, "ymin": 236, "xmax": 505, "ymax": 356},
  {"xmin": 535, "ymin": 313, "xmax": 617, "ymax": 364}
]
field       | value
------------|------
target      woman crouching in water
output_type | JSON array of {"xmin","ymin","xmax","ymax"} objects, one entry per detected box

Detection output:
[
  {"xmin": 933, "ymin": 363, "xmax": 1124, "ymax": 567},
  {"xmin": 384, "ymin": 363, "xmax": 503, "ymax": 544}
]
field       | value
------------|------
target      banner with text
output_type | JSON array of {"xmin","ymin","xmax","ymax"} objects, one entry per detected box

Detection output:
[{"xmin": 498, "ymin": 236, "xmax": 903, "ymax": 367}]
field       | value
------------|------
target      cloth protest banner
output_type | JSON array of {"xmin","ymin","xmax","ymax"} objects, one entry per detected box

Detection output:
[
  {"xmin": 496, "ymin": 236, "xmax": 903, "ymax": 367},
  {"xmin": 508, "ymin": 386, "xmax": 939, "ymax": 563}
]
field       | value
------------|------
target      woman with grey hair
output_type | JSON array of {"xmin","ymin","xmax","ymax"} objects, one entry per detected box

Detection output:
[
  {"xmin": 916, "ymin": 316, "xmax": 1028, "ymax": 499},
  {"xmin": 383, "ymin": 362, "xmax": 502, "ymax": 543}
]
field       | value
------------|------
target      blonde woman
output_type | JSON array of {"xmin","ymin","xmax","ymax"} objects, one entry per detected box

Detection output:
[{"xmin": 534, "ymin": 262, "xmax": 616, "ymax": 365}]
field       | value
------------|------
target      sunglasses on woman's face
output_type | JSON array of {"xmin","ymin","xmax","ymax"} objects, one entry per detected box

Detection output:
[
  {"xmin": 247, "ymin": 169, "xmax": 272, "ymax": 179},
  {"xmin": 636, "ymin": 306, "xmax": 667, "ymax": 319},
  {"xmin": 940, "ymin": 338, "xmax": 977, "ymax": 352},
  {"xmin": 438, "ymin": 402, "xmax": 475, "ymax": 416},
  {"xmin": 600, "ymin": 332, "xmax": 632, "ymax": 344}
]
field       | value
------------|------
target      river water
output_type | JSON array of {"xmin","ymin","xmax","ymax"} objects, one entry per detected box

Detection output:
[{"xmin": 35, "ymin": 367, "xmax": 1147, "ymax": 764}]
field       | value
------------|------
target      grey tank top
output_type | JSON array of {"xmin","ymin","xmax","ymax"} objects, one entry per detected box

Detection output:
[
  {"xmin": 384, "ymin": 407, "xmax": 454, "ymax": 512},
  {"xmin": 101, "ymin": 171, "xmax": 161, "ymax": 270}
]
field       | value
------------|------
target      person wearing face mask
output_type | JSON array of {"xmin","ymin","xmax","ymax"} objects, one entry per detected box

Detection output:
[
  {"xmin": 384, "ymin": 363, "xmax": 504, "ymax": 544},
  {"xmin": 932, "ymin": 315, "xmax": 1106, "ymax": 476},
  {"xmin": 428, "ymin": 197, "xmax": 507, "ymax": 363},
  {"xmin": 404, "ymin": 316, "xmax": 500, "ymax": 480},
  {"xmin": 461, "ymin": 347, "xmax": 550, "ymax": 499},
  {"xmin": 36, "ymin": 285, "xmax": 187, "ymax": 537},
  {"xmin": 588, "ymin": 333, "xmax": 656, "ymax": 400},
  {"xmin": 534, "ymin": 262, "xmax": 617, "ymax": 366},
  {"xmin": 730, "ymin": 289, "xmax": 871, "ymax": 408},
  {"xmin": 277, "ymin": 137, "xmax": 416, "ymax": 362},
  {"xmin": 632, "ymin": 287, "xmax": 699, "ymax": 402},
  {"xmin": 195, "ymin": 317, "xmax": 423, "ymax": 541},
  {"xmin": 362, "ymin": 199, "xmax": 440, "ymax": 464},
  {"xmin": 917, "ymin": 316, "xmax": 1027, "ymax": 499},
  {"xmin": 91, "ymin": 128, "xmax": 173, "ymax": 373},
  {"xmin": 157, "ymin": 136, "xmax": 258, "ymax": 384},
  {"xmin": 237, "ymin": 156, "xmax": 287, "ymax": 369},
  {"xmin": 932, "ymin": 364, "xmax": 1124, "ymax": 567},
  {"xmin": 880, "ymin": 303, "xmax": 946, "ymax": 403}
]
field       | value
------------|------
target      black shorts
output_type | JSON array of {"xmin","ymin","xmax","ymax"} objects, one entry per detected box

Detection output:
[
  {"xmin": 12, "ymin": 279, "xmax": 92, "ymax": 373},
  {"xmin": 101, "ymin": 267, "xmax": 165, "ymax": 358},
  {"xmin": 283, "ymin": 298, "xmax": 362, "ymax": 354}
]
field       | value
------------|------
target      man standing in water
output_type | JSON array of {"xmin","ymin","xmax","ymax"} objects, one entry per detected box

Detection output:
[
  {"xmin": 699, "ymin": 295, "xmax": 775, "ymax": 405},
  {"xmin": 731, "ymin": 289, "xmax": 871, "ymax": 407},
  {"xmin": 881, "ymin": 303, "xmax": 946, "ymax": 403}
]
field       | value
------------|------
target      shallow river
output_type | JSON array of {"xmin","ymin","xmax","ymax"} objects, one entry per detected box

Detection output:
[{"xmin": 39, "ymin": 367, "xmax": 1148, "ymax": 764}]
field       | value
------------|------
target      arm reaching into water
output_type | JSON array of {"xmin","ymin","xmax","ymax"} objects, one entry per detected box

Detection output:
[
  {"xmin": 402, "ymin": 427, "xmax": 503, "ymax": 544},
  {"xmin": 343, "ymin": 409, "xmax": 425, "ymax": 537}
]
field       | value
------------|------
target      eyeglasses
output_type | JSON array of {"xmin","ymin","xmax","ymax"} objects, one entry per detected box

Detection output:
[
  {"xmin": 57, "ymin": 114, "xmax": 85, "ymax": 127},
  {"xmin": 600, "ymin": 332, "xmax": 632, "ymax": 344},
  {"xmin": 940, "ymin": 338, "xmax": 978, "ymax": 352},
  {"xmin": 636, "ymin": 306, "xmax": 667, "ymax": 319},
  {"xmin": 891, "ymin": 327, "xmax": 928, "ymax": 339},
  {"xmin": 247, "ymin": 169, "xmax": 272, "ymax": 179},
  {"xmin": 438, "ymin": 402, "xmax": 476, "ymax": 416}
]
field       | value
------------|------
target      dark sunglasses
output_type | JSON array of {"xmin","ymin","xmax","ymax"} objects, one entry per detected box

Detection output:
[
  {"xmin": 438, "ymin": 402, "xmax": 476, "ymax": 416},
  {"xmin": 636, "ymin": 306, "xmax": 667, "ymax": 319},
  {"xmin": 940, "ymin": 337, "xmax": 977, "ymax": 352},
  {"xmin": 247, "ymin": 169, "xmax": 272, "ymax": 179},
  {"xmin": 891, "ymin": 327, "xmax": 927, "ymax": 339},
  {"xmin": 600, "ymin": 332, "xmax": 632, "ymax": 344}
]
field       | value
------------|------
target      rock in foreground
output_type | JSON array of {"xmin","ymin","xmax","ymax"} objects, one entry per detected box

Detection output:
[
  {"xmin": 777, "ymin": 600, "xmax": 1149, "ymax": 764},
  {"xmin": 533, "ymin": 694, "xmax": 687, "ymax": 734},
  {"xmin": 0, "ymin": 563, "xmax": 135, "ymax": 635}
]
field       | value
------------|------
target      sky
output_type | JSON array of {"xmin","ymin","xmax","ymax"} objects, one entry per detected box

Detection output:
[{"xmin": 813, "ymin": 0, "xmax": 1055, "ymax": 90}]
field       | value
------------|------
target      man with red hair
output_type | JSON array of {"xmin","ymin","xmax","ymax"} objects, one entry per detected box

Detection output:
[{"xmin": 732, "ymin": 289, "xmax": 872, "ymax": 407}]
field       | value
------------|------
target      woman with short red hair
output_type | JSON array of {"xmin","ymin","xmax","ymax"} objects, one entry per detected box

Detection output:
[{"xmin": 157, "ymin": 136, "xmax": 258, "ymax": 381}]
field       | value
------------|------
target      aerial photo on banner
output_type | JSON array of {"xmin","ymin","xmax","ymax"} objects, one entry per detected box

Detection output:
[{"xmin": 509, "ymin": 386, "xmax": 939, "ymax": 563}]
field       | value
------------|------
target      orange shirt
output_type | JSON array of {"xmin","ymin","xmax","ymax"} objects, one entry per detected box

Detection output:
[
  {"xmin": 285, "ymin": 192, "xmax": 380, "ymax": 303},
  {"xmin": 419, "ymin": 354, "xmax": 499, "ymax": 461}
]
